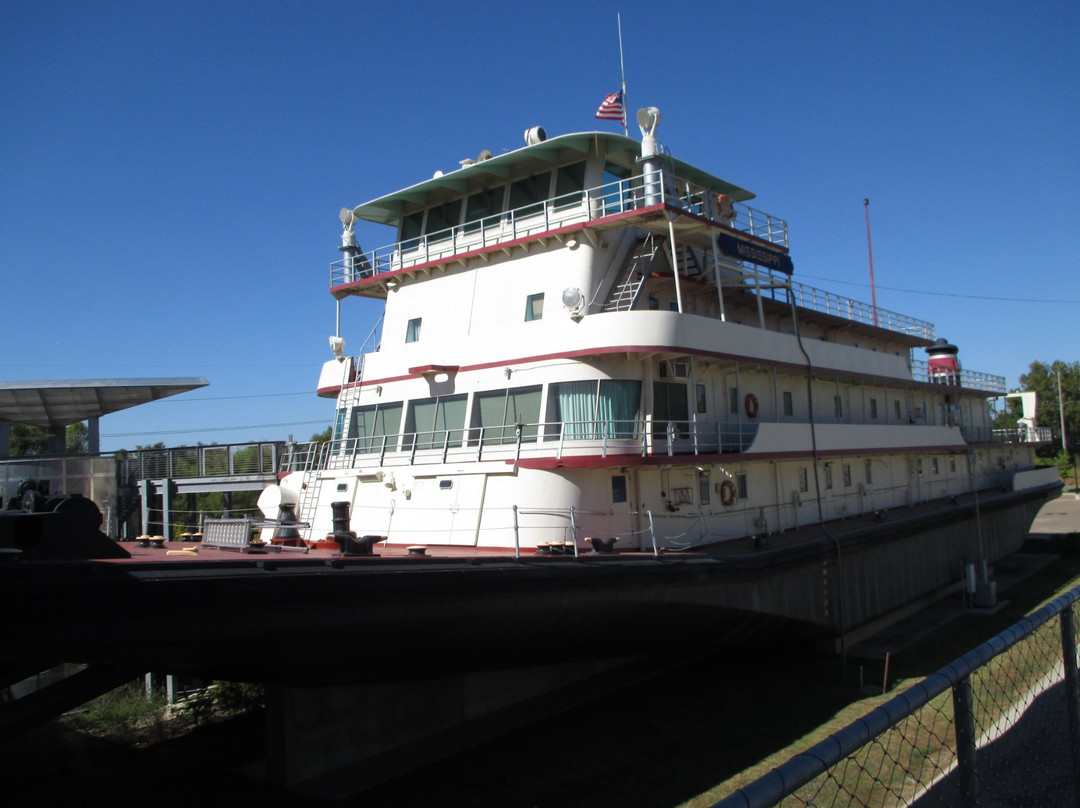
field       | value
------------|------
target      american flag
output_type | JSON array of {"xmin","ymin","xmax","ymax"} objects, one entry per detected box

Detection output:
[{"xmin": 595, "ymin": 92, "xmax": 624, "ymax": 121}]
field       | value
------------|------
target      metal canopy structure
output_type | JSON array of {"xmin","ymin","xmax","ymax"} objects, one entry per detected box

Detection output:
[{"xmin": 0, "ymin": 378, "xmax": 208, "ymax": 429}]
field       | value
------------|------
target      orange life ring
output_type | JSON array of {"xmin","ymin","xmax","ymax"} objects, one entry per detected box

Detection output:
[
  {"xmin": 720, "ymin": 480, "xmax": 736, "ymax": 507},
  {"xmin": 744, "ymin": 393, "xmax": 759, "ymax": 419},
  {"xmin": 717, "ymin": 194, "xmax": 735, "ymax": 222}
]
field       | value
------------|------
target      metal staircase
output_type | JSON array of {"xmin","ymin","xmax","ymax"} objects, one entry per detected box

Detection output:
[{"xmin": 603, "ymin": 234, "xmax": 664, "ymax": 312}]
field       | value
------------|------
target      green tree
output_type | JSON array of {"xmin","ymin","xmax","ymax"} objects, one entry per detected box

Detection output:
[
  {"xmin": 9, "ymin": 422, "xmax": 89, "ymax": 457},
  {"xmin": 310, "ymin": 425, "xmax": 333, "ymax": 444},
  {"xmin": 1017, "ymin": 360, "xmax": 1080, "ymax": 459}
]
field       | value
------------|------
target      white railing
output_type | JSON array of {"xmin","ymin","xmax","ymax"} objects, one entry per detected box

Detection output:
[
  {"xmin": 910, "ymin": 359, "xmax": 1007, "ymax": 394},
  {"xmin": 330, "ymin": 174, "xmax": 789, "ymax": 287},
  {"xmin": 279, "ymin": 418, "xmax": 763, "ymax": 474},
  {"xmin": 992, "ymin": 425, "xmax": 1054, "ymax": 444},
  {"xmin": 782, "ymin": 280, "xmax": 935, "ymax": 340}
]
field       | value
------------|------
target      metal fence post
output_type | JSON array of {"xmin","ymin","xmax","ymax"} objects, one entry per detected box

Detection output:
[
  {"xmin": 1061, "ymin": 606, "xmax": 1080, "ymax": 806},
  {"xmin": 953, "ymin": 675, "xmax": 980, "ymax": 808}
]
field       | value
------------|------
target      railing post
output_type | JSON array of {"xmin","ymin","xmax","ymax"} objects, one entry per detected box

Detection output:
[
  {"xmin": 952, "ymin": 675, "xmax": 980, "ymax": 808},
  {"xmin": 512, "ymin": 504, "xmax": 520, "ymax": 560},
  {"xmin": 569, "ymin": 505, "xmax": 579, "ymax": 558},
  {"xmin": 1061, "ymin": 606, "xmax": 1080, "ymax": 807},
  {"xmin": 647, "ymin": 509, "xmax": 659, "ymax": 557}
]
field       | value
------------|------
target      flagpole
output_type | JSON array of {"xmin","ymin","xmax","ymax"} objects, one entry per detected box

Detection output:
[{"xmin": 617, "ymin": 12, "xmax": 628, "ymax": 136}]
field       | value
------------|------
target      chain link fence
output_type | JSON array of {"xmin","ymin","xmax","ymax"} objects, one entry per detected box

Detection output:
[{"xmin": 715, "ymin": 584, "xmax": 1080, "ymax": 807}]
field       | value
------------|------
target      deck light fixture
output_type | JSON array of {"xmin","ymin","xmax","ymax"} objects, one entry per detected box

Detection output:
[{"xmin": 562, "ymin": 287, "xmax": 585, "ymax": 319}]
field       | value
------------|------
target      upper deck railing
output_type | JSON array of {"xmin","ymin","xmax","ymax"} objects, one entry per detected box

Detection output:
[
  {"xmin": 909, "ymin": 359, "xmax": 1007, "ymax": 394},
  {"xmin": 330, "ymin": 175, "xmax": 933, "ymax": 343},
  {"xmin": 330, "ymin": 174, "xmax": 788, "ymax": 287}
]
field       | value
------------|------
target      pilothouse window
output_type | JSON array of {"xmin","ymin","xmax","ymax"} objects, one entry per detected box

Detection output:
[
  {"xmin": 554, "ymin": 161, "xmax": 587, "ymax": 209},
  {"xmin": 508, "ymin": 171, "xmax": 552, "ymax": 219}
]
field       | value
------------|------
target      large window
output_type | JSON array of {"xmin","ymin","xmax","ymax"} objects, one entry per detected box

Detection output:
[
  {"xmin": 406, "ymin": 394, "xmax": 467, "ymax": 450},
  {"xmin": 600, "ymin": 162, "xmax": 632, "ymax": 215},
  {"xmin": 425, "ymin": 199, "xmax": 462, "ymax": 238},
  {"xmin": 349, "ymin": 402, "xmax": 404, "ymax": 453},
  {"xmin": 400, "ymin": 210, "xmax": 424, "ymax": 250},
  {"xmin": 554, "ymin": 161, "xmax": 587, "ymax": 209},
  {"xmin": 464, "ymin": 186, "xmax": 505, "ymax": 233},
  {"xmin": 508, "ymin": 171, "xmax": 552, "ymax": 220},
  {"xmin": 473, "ymin": 385, "xmax": 542, "ymax": 445},
  {"xmin": 549, "ymin": 379, "xmax": 641, "ymax": 440}
]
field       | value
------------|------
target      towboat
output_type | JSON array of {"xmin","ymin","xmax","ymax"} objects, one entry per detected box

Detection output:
[{"xmin": 262, "ymin": 107, "xmax": 1057, "ymax": 581}]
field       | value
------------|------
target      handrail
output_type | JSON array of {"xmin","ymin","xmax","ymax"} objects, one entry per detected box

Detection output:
[
  {"xmin": 330, "ymin": 174, "xmax": 789, "ymax": 288},
  {"xmin": 131, "ymin": 441, "xmax": 286, "ymax": 479},
  {"xmin": 910, "ymin": 359, "xmax": 1007, "ymax": 394}
]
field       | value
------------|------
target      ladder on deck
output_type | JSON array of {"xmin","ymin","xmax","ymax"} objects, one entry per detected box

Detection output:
[
  {"xmin": 294, "ymin": 356, "xmax": 363, "ymax": 541},
  {"xmin": 603, "ymin": 234, "xmax": 664, "ymax": 312}
]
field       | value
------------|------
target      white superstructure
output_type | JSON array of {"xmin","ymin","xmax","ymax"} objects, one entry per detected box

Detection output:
[{"xmin": 265, "ymin": 109, "xmax": 1049, "ymax": 554}]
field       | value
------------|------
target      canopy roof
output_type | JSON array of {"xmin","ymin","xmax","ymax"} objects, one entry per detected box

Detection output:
[
  {"xmin": 351, "ymin": 131, "xmax": 756, "ymax": 226},
  {"xmin": 0, "ymin": 378, "xmax": 209, "ymax": 428}
]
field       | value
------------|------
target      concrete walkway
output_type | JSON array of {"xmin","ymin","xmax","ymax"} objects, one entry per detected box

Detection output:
[{"xmin": 1027, "ymin": 489, "xmax": 1080, "ymax": 540}]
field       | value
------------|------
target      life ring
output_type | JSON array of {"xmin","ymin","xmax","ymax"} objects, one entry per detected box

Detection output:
[
  {"xmin": 720, "ymin": 480, "xmax": 737, "ymax": 507},
  {"xmin": 744, "ymin": 393, "xmax": 759, "ymax": 419},
  {"xmin": 717, "ymin": 194, "xmax": 735, "ymax": 223}
]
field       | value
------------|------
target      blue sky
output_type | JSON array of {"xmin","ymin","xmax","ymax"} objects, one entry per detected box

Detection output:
[{"xmin": 2, "ymin": 1, "xmax": 1077, "ymax": 452}]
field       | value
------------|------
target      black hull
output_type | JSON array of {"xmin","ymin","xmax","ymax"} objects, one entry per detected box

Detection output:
[{"xmin": 0, "ymin": 485, "xmax": 1058, "ymax": 688}]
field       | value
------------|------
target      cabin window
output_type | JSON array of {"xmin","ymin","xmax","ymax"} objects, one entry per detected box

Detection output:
[
  {"xmin": 406, "ymin": 317, "xmax": 422, "ymax": 343},
  {"xmin": 425, "ymin": 199, "xmax": 462, "ymax": 237},
  {"xmin": 350, "ymin": 402, "xmax": 404, "ymax": 453},
  {"xmin": 612, "ymin": 475, "xmax": 627, "ymax": 504},
  {"xmin": 696, "ymin": 384, "xmax": 707, "ymax": 414},
  {"xmin": 824, "ymin": 463, "xmax": 834, "ymax": 490},
  {"xmin": 932, "ymin": 458, "xmax": 940, "ymax": 475},
  {"xmin": 783, "ymin": 391, "xmax": 794, "ymax": 417},
  {"xmin": 406, "ymin": 394, "xmax": 467, "ymax": 450},
  {"xmin": 553, "ymin": 161, "xmax": 587, "ymax": 209},
  {"xmin": 652, "ymin": 382, "xmax": 689, "ymax": 439},
  {"xmin": 333, "ymin": 407, "xmax": 346, "ymax": 441},
  {"xmin": 472, "ymin": 385, "xmax": 542, "ymax": 445},
  {"xmin": 600, "ymin": 162, "xmax": 633, "ymax": 215},
  {"xmin": 549, "ymin": 379, "xmax": 641, "ymax": 440},
  {"xmin": 401, "ymin": 210, "xmax": 424, "ymax": 250},
  {"xmin": 798, "ymin": 467, "xmax": 809, "ymax": 493},
  {"xmin": 894, "ymin": 400, "xmax": 902, "ymax": 420},
  {"xmin": 736, "ymin": 473, "xmax": 748, "ymax": 499},
  {"xmin": 843, "ymin": 464, "xmax": 852, "ymax": 487},
  {"xmin": 870, "ymin": 398, "xmax": 879, "ymax": 419},
  {"xmin": 649, "ymin": 295, "xmax": 659, "ymax": 310},
  {"xmin": 950, "ymin": 456, "xmax": 957, "ymax": 473},
  {"xmin": 729, "ymin": 387, "xmax": 739, "ymax": 416},
  {"xmin": 508, "ymin": 171, "xmax": 552, "ymax": 219},
  {"xmin": 865, "ymin": 459, "xmax": 873, "ymax": 485},
  {"xmin": 464, "ymin": 186, "xmax": 505, "ymax": 233},
  {"xmin": 698, "ymin": 471, "xmax": 711, "ymax": 505},
  {"xmin": 525, "ymin": 293, "xmax": 544, "ymax": 322}
]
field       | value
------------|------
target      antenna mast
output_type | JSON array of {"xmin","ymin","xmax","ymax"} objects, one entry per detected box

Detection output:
[{"xmin": 864, "ymin": 198, "xmax": 879, "ymax": 327}]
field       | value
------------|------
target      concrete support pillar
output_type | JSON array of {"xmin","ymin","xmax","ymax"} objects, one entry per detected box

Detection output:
[
  {"xmin": 261, "ymin": 658, "xmax": 631, "ymax": 799},
  {"xmin": 87, "ymin": 417, "xmax": 100, "ymax": 454}
]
